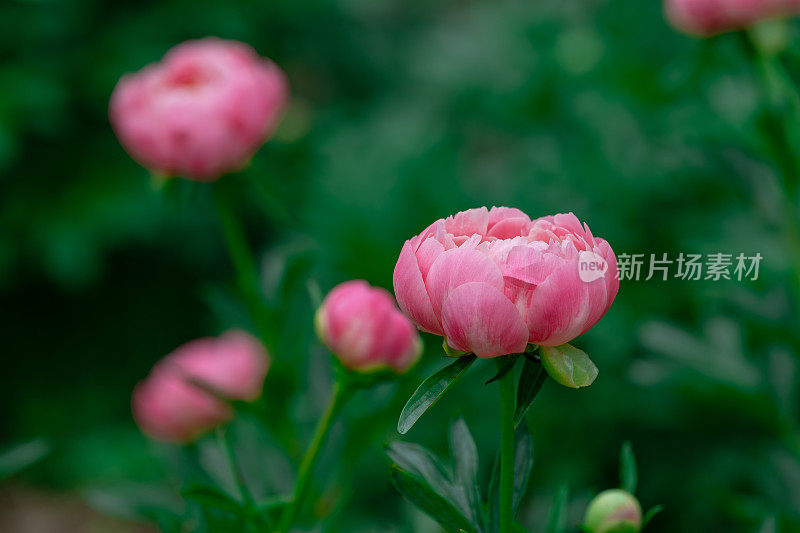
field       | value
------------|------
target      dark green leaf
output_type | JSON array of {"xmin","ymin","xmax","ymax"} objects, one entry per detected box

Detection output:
[
  {"xmin": 540, "ymin": 344, "xmax": 598, "ymax": 388},
  {"xmin": 391, "ymin": 466, "xmax": 477, "ymax": 533},
  {"xmin": 398, "ymin": 354, "xmax": 477, "ymax": 434},
  {"xmin": 387, "ymin": 441, "xmax": 454, "ymax": 501},
  {"xmin": 514, "ymin": 358, "xmax": 548, "ymax": 428},
  {"xmin": 485, "ymin": 354, "xmax": 520, "ymax": 384},
  {"xmin": 545, "ymin": 485, "xmax": 569, "ymax": 533},
  {"xmin": 0, "ymin": 438, "xmax": 50, "ymax": 480},
  {"xmin": 513, "ymin": 424, "xmax": 534, "ymax": 513},
  {"xmin": 181, "ymin": 483, "xmax": 243, "ymax": 514},
  {"xmin": 449, "ymin": 417, "xmax": 482, "ymax": 527},
  {"xmin": 642, "ymin": 504, "xmax": 665, "ymax": 527},
  {"xmin": 619, "ymin": 441, "xmax": 638, "ymax": 494}
]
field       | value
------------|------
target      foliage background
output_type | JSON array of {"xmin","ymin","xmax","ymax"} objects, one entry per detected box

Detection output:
[{"xmin": 2, "ymin": 0, "xmax": 799, "ymax": 531}]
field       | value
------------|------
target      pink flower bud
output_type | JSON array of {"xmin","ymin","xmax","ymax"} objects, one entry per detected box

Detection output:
[
  {"xmin": 665, "ymin": 0, "xmax": 800, "ymax": 35},
  {"xmin": 315, "ymin": 280, "xmax": 422, "ymax": 373},
  {"xmin": 393, "ymin": 207, "xmax": 619, "ymax": 357},
  {"xmin": 584, "ymin": 489, "xmax": 642, "ymax": 533},
  {"xmin": 132, "ymin": 331, "xmax": 269, "ymax": 443},
  {"xmin": 110, "ymin": 38, "xmax": 289, "ymax": 181}
]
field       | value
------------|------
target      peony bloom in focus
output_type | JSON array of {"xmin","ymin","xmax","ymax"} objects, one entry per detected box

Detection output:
[
  {"xmin": 393, "ymin": 207, "xmax": 618, "ymax": 357},
  {"xmin": 665, "ymin": 0, "xmax": 800, "ymax": 35},
  {"xmin": 110, "ymin": 38, "xmax": 289, "ymax": 181},
  {"xmin": 316, "ymin": 280, "xmax": 422, "ymax": 373},
  {"xmin": 132, "ymin": 330, "xmax": 269, "ymax": 443}
]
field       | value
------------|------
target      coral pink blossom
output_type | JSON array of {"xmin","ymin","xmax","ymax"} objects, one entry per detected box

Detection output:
[
  {"xmin": 132, "ymin": 331, "xmax": 269, "ymax": 443},
  {"xmin": 316, "ymin": 280, "xmax": 422, "ymax": 373},
  {"xmin": 393, "ymin": 207, "xmax": 618, "ymax": 357},
  {"xmin": 665, "ymin": 0, "xmax": 800, "ymax": 35},
  {"xmin": 110, "ymin": 38, "xmax": 288, "ymax": 181}
]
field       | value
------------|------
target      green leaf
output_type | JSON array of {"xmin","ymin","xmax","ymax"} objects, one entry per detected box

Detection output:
[
  {"xmin": 181, "ymin": 483, "xmax": 244, "ymax": 515},
  {"xmin": 514, "ymin": 358, "xmax": 548, "ymax": 428},
  {"xmin": 391, "ymin": 466, "xmax": 477, "ymax": 533},
  {"xmin": 540, "ymin": 344, "xmax": 598, "ymax": 389},
  {"xmin": 387, "ymin": 442, "xmax": 454, "ymax": 503},
  {"xmin": 0, "ymin": 438, "xmax": 50, "ymax": 480},
  {"xmin": 398, "ymin": 354, "xmax": 477, "ymax": 434},
  {"xmin": 485, "ymin": 354, "xmax": 520, "ymax": 384},
  {"xmin": 619, "ymin": 441, "xmax": 637, "ymax": 494},
  {"xmin": 513, "ymin": 424, "xmax": 534, "ymax": 513},
  {"xmin": 642, "ymin": 504, "xmax": 664, "ymax": 527},
  {"xmin": 449, "ymin": 417, "xmax": 482, "ymax": 528},
  {"xmin": 545, "ymin": 485, "xmax": 569, "ymax": 533},
  {"xmin": 256, "ymin": 496, "xmax": 291, "ymax": 527}
]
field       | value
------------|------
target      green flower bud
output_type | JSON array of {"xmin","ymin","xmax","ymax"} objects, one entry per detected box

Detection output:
[{"xmin": 584, "ymin": 489, "xmax": 642, "ymax": 533}]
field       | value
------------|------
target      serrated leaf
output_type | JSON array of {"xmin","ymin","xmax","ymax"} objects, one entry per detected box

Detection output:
[
  {"xmin": 619, "ymin": 441, "xmax": 637, "ymax": 494},
  {"xmin": 181, "ymin": 483, "xmax": 243, "ymax": 514},
  {"xmin": 545, "ymin": 485, "xmax": 569, "ymax": 533},
  {"xmin": 391, "ymin": 466, "xmax": 477, "ymax": 533},
  {"xmin": 486, "ymin": 354, "xmax": 520, "ymax": 384},
  {"xmin": 540, "ymin": 344, "xmax": 598, "ymax": 388},
  {"xmin": 449, "ymin": 418, "xmax": 482, "ymax": 528},
  {"xmin": 398, "ymin": 354, "xmax": 477, "ymax": 434},
  {"xmin": 642, "ymin": 504, "xmax": 664, "ymax": 527},
  {"xmin": 514, "ymin": 358, "xmax": 548, "ymax": 428},
  {"xmin": 513, "ymin": 424, "xmax": 534, "ymax": 513}
]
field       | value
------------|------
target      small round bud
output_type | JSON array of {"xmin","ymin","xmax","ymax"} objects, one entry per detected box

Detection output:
[
  {"xmin": 316, "ymin": 280, "xmax": 422, "ymax": 374},
  {"xmin": 583, "ymin": 489, "xmax": 642, "ymax": 533}
]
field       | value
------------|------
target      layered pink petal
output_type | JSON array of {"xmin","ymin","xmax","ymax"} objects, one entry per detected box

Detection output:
[
  {"xmin": 393, "ymin": 241, "xmax": 443, "ymax": 334},
  {"xmin": 445, "ymin": 207, "xmax": 489, "ymax": 237},
  {"xmin": 441, "ymin": 282, "xmax": 528, "ymax": 357},
  {"xmin": 520, "ymin": 259, "xmax": 608, "ymax": 346},
  {"xmin": 425, "ymin": 246, "xmax": 505, "ymax": 319},
  {"xmin": 488, "ymin": 206, "xmax": 530, "ymax": 229}
]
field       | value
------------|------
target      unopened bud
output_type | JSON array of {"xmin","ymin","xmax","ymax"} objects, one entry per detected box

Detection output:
[{"xmin": 583, "ymin": 489, "xmax": 642, "ymax": 533}]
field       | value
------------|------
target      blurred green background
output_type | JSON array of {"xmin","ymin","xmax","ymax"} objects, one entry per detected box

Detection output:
[{"xmin": 2, "ymin": 0, "xmax": 800, "ymax": 531}]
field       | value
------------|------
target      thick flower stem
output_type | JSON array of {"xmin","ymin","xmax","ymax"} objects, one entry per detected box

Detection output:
[
  {"xmin": 497, "ymin": 357, "xmax": 516, "ymax": 533},
  {"xmin": 212, "ymin": 185, "xmax": 273, "ymax": 350},
  {"xmin": 276, "ymin": 380, "xmax": 352, "ymax": 533}
]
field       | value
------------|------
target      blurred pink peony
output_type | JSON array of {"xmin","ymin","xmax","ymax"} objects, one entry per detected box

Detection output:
[
  {"xmin": 665, "ymin": 0, "xmax": 800, "ymax": 35},
  {"xmin": 393, "ymin": 207, "xmax": 618, "ymax": 357},
  {"xmin": 132, "ymin": 331, "xmax": 269, "ymax": 443},
  {"xmin": 110, "ymin": 38, "xmax": 289, "ymax": 181},
  {"xmin": 316, "ymin": 280, "xmax": 422, "ymax": 373}
]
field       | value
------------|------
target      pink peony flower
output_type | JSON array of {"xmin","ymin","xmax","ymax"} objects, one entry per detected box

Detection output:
[
  {"xmin": 393, "ymin": 207, "xmax": 619, "ymax": 357},
  {"xmin": 665, "ymin": 0, "xmax": 800, "ymax": 35},
  {"xmin": 132, "ymin": 331, "xmax": 269, "ymax": 443},
  {"xmin": 316, "ymin": 280, "xmax": 422, "ymax": 373},
  {"xmin": 110, "ymin": 38, "xmax": 289, "ymax": 181}
]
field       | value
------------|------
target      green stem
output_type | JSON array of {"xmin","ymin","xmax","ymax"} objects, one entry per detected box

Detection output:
[
  {"xmin": 217, "ymin": 426, "xmax": 254, "ymax": 507},
  {"xmin": 276, "ymin": 381, "xmax": 352, "ymax": 532},
  {"xmin": 497, "ymin": 357, "xmax": 516, "ymax": 533},
  {"xmin": 746, "ymin": 34, "xmax": 800, "ymax": 316},
  {"xmin": 212, "ymin": 185, "xmax": 273, "ymax": 349}
]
